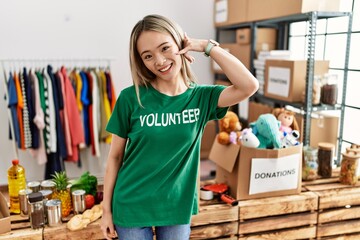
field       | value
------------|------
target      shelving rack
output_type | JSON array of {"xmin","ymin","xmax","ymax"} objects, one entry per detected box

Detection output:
[{"xmin": 215, "ymin": 11, "xmax": 352, "ymax": 163}]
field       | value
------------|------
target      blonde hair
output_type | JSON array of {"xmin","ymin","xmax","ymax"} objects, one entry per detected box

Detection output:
[
  {"xmin": 129, "ymin": 14, "xmax": 197, "ymax": 107},
  {"xmin": 272, "ymin": 108, "xmax": 300, "ymax": 131}
]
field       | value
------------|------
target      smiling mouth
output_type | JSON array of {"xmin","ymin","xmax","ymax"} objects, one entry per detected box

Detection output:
[{"xmin": 159, "ymin": 63, "xmax": 172, "ymax": 73}]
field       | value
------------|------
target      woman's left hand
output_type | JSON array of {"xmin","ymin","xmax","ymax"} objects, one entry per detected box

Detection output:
[{"xmin": 177, "ymin": 33, "xmax": 207, "ymax": 63}]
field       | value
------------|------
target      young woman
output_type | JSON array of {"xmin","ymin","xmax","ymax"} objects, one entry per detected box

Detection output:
[{"xmin": 101, "ymin": 14, "xmax": 258, "ymax": 240}]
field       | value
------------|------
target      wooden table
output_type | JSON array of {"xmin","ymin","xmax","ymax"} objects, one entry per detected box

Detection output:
[
  {"xmin": 0, "ymin": 180, "xmax": 238, "ymax": 240},
  {"xmin": 2, "ymin": 173, "xmax": 360, "ymax": 240}
]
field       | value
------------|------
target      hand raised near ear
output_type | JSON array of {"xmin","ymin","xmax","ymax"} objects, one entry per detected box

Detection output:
[{"xmin": 177, "ymin": 32, "xmax": 207, "ymax": 64}]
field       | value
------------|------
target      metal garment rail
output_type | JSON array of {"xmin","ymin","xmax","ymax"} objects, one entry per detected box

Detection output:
[{"xmin": 0, "ymin": 57, "xmax": 116, "ymax": 160}]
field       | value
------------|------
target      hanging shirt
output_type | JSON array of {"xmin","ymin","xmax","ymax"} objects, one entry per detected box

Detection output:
[
  {"xmin": 28, "ymin": 70, "xmax": 47, "ymax": 165},
  {"xmin": 20, "ymin": 69, "xmax": 32, "ymax": 148},
  {"xmin": 80, "ymin": 71, "xmax": 90, "ymax": 146},
  {"xmin": 99, "ymin": 70, "xmax": 112, "ymax": 143},
  {"xmin": 105, "ymin": 70, "xmax": 116, "ymax": 110},
  {"xmin": 85, "ymin": 71, "xmax": 96, "ymax": 156},
  {"xmin": 90, "ymin": 70, "xmax": 100, "ymax": 157},
  {"xmin": 106, "ymin": 84, "xmax": 227, "ymax": 227},
  {"xmin": 43, "ymin": 68, "xmax": 57, "ymax": 153},
  {"xmin": 61, "ymin": 67, "xmax": 85, "ymax": 162},
  {"xmin": 24, "ymin": 68, "xmax": 39, "ymax": 149},
  {"xmin": 47, "ymin": 65, "xmax": 67, "ymax": 158},
  {"xmin": 7, "ymin": 72, "xmax": 20, "ymax": 145},
  {"xmin": 14, "ymin": 71, "xmax": 25, "ymax": 149},
  {"xmin": 56, "ymin": 70, "xmax": 72, "ymax": 158},
  {"xmin": 97, "ymin": 70, "xmax": 110, "ymax": 142},
  {"xmin": 73, "ymin": 70, "xmax": 83, "ymax": 111}
]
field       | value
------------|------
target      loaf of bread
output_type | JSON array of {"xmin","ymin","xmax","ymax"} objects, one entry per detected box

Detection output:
[{"xmin": 67, "ymin": 203, "xmax": 103, "ymax": 231}]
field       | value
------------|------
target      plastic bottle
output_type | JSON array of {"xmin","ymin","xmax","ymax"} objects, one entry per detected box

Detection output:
[{"xmin": 7, "ymin": 159, "xmax": 27, "ymax": 214}]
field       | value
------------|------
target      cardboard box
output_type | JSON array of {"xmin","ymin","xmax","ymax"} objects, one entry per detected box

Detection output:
[
  {"xmin": 236, "ymin": 28, "xmax": 277, "ymax": 45},
  {"xmin": 0, "ymin": 192, "xmax": 11, "ymax": 234},
  {"xmin": 264, "ymin": 60, "xmax": 329, "ymax": 102},
  {"xmin": 248, "ymin": 0, "xmax": 341, "ymax": 22},
  {"xmin": 209, "ymin": 139, "xmax": 302, "ymax": 200},
  {"xmin": 295, "ymin": 111, "xmax": 339, "ymax": 149},
  {"xmin": 214, "ymin": 0, "xmax": 248, "ymax": 27},
  {"xmin": 248, "ymin": 101, "xmax": 274, "ymax": 123},
  {"xmin": 213, "ymin": 43, "xmax": 251, "ymax": 72},
  {"xmin": 200, "ymin": 121, "xmax": 217, "ymax": 159}
]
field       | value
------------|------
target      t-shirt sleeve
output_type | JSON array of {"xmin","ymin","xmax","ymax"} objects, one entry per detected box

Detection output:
[
  {"xmin": 105, "ymin": 90, "xmax": 131, "ymax": 138},
  {"xmin": 205, "ymin": 85, "xmax": 228, "ymax": 121}
]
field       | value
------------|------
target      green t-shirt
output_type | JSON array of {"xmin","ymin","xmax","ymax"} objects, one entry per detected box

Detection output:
[{"xmin": 106, "ymin": 83, "xmax": 227, "ymax": 227}]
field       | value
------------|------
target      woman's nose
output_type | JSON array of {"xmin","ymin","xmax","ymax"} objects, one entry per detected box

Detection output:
[{"xmin": 155, "ymin": 55, "xmax": 166, "ymax": 66}]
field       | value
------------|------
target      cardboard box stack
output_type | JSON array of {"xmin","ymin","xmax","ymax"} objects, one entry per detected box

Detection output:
[
  {"xmin": 214, "ymin": 0, "xmax": 341, "ymax": 27},
  {"xmin": 213, "ymin": 28, "xmax": 277, "ymax": 73},
  {"xmin": 254, "ymin": 50, "xmax": 292, "ymax": 95},
  {"xmin": 213, "ymin": 43, "xmax": 252, "ymax": 72}
]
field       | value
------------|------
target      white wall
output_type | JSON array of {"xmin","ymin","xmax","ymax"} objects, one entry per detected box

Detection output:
[{"xmin": 0, "ymin": 0, "xmax": 215, "ymax": 184}]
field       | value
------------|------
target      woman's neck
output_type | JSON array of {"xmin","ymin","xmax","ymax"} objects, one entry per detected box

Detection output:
[{"xmin": 151, "ymin": 78, "xmax": 188, "ymax": 96}]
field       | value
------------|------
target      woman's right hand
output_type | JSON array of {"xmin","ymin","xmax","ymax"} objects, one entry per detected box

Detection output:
[{"xmin": 101, "ymin": 211, "xmax": 117, "ymax": 240}]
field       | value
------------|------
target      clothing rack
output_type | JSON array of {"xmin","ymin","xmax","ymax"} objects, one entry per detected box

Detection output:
[
  {"xmin": 0, "ymin": 58, "xmax": 116, "ymax": 70},
  {"xmin": 1, "ymin": 57, "xmax": 116, "ymax": 160}
]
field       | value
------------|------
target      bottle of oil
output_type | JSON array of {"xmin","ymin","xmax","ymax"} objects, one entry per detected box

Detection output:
[{"xmin": 8, "ymin": 159, "xmax": 27, "ymax": 214}]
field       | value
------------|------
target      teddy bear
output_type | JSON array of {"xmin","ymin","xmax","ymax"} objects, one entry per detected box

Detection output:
[
  {"xmin": 272, "ymin": 108, "xmax": 300, "ymax": 134},
  {"xmin": 217, "ymin": 111, "xmax": 242, "ymax": 145}
]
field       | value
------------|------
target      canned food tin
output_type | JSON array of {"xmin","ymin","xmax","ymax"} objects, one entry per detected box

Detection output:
[
  {"xmin": 39, "ymin": 190, "xmax": 53, "ymax": 201},
  {"xmin": 40, "ymin": 180, "xmax": 55, "ymax": 192},
  {"xmin": 19, "ymin": 188, "xmax": 33, "ymax": 217},
  {"xmin": 72, "ymin": 190, "xmax": 86, "ymax": 214},
  {"xmin": 27, "ymin": 181, "xmax": 41, "ymax": 193},
  {"xmin": 46, "ymin": 199, "xmax": 62, "ymax": 227},
  {"xmin": 39, "ymin": 189, "xmax": 53, "ymax": 224}
]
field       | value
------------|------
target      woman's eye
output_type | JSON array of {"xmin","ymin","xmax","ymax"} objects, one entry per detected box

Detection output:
[
  {"xmin": 144, "ymin": 55, "xmax": 152, "ymax": 60},
  {"xmin": 162, "ymin": 46, "xmax": 169, "ymax": 52}
]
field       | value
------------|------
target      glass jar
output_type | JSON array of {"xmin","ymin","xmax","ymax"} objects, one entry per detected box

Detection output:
[
  {"xmin": 318, "ymin": 142, "xmax": 335, "ymax": 178},
  {"xmin": 346, "ymin": 145, "xmax": 360, "ymax": 179},
  {"xmin": 320, "ymin": 74, "xmax": 338, "ymax": 105},
  {"xmin": 340, "ymin": 151, "xmax": 360, "ymax": 185},
  {"xmin": 301, "ymin": 75, "xmax": 321, "ymax": 105},
  {"xmin": 302, "ymin": 146, "xmax": 319, "ymax": 180},
  {"xmin": 28, "ymin": 192, "xmax": 45, "ymax": 229}
]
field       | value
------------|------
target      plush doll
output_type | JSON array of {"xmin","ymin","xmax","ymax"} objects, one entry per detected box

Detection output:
[
  {"xmin": 249, "ymin": 113, "xmax": 282, "ymax": 149},
  {"xmin": 239, "ymin": 128, "xmax": 260, "ymax": 148},
  {"xmin": 272, "ymin": 108, "xmax": 300, "ymax": 134},
  {"xmin": 281, "ymin": 130, "xmax": 300, "ymax": 148},
  {"xmin": 217, "ymin": 111, "xmax": 242, "ymax": 145}
]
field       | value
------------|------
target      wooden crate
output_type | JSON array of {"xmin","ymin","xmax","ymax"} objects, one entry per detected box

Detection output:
[
  {"xmin": 306, "ymin": 177, "xmax": 360, "ymax": 239},
  {"xmin": 238, "ymin": 191, "xmax": 318, "ymax": 239},
  {"xmin": 43, "ymin": 220, "xmax": 104, "ymax": 240},
  {"xmin": 190, "ymin": 199, "xmax": 239, "ymax": 240},
  {"xmin": 0, "ymin": 215, "xmax": 42, "ymax": 240}
]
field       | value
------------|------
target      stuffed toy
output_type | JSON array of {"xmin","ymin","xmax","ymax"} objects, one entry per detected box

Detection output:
[
  {"xmin": 249, "ymin": 113, "xmax": 282, "ymax": 149},
  {"xmin": 217, "ymin": 111, "xmax": 242, "ymax": 145},
  {"xmin": 281, "ymin": 130, "xmax": 300, "ymax": 148},
  {"xmin": 239, "ymin": 128, "xmax": 260, "ymax": 148},
  {"xmin": 272, "ymin": 108, "xmax": 300, "ymax": 134}
]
